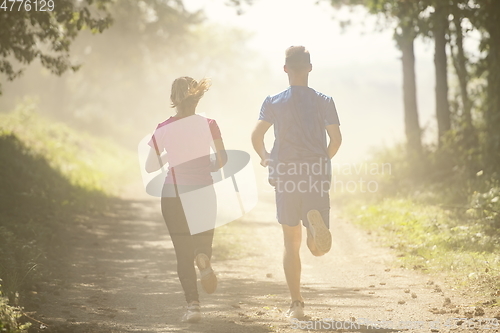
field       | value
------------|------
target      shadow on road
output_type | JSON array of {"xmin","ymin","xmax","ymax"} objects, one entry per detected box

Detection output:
[{"xmin": 32, "ymin": 197, "xmax": 409, "ymax": 333}]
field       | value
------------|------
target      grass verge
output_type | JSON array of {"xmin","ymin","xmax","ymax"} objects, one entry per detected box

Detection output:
[
  {"xmin": 345, "ymin": 198, "xmax": 500, "ymax": 296},
  {"xmin": 0, "ymin": 103, "xmax": 136, "ymax": 331}
]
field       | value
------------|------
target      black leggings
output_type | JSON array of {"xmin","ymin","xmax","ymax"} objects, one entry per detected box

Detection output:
[{"xmin": 161, "ymin": 196, "xmax": 214, "ymax": 303}]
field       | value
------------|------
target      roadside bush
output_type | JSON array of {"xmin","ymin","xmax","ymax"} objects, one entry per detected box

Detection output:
[
  {"xmin": 467, "ymin": 185, "xmax": 500, "ymax": 233},
  {"xmin": 0, "ymin": 286, "xmax": 29, "ymax": 333},
  {"xmin": 0, "ymin": 104, "xmax": 134, "ymax": 304}
]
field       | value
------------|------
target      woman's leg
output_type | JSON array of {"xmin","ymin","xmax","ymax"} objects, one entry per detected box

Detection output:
[
  {"xmin": 193, "ymin": 229, "xmax": 214, "ymax": 259},
  {"xmin": 192, "ymin": 186, "xmax": 217, "ymax": 258},
  {"xmin": 161, "ymin": 196, "xmax": 198, "ymax": 303}
]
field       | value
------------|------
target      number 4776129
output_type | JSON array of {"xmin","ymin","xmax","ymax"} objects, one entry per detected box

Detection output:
[{"xmin": 0, "ymin": 0, "xmax": 54, "ymax": 11}]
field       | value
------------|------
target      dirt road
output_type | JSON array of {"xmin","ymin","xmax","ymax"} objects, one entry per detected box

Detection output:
[{"xmin": 29, "ymin": 190, "xmax": 498, "ymax": 333}]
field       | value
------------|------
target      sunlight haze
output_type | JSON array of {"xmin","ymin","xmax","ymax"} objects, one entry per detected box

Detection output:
[{"xmin": 186, "ymin": 0, "xmax": 436, "ymax": 163}]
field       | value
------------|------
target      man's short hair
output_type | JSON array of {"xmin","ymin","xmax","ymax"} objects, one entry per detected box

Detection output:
[{"xmin": 285, "ymin": 46, "xmax": 311, "ymax": 70}]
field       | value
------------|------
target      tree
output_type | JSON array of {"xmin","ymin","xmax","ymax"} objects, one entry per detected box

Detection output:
[
  {"xmin": 397, "ymin": 19, "xmax": 422, "ymax": 157},
  {"xmin": 0, "ymin": 0, "xmax": 267, "ymax": 149},
  {"xmin": 328, "ymin": 0, "xmax": 424, "ymax": 156},
  {"xmin": 326, "ymin": 0, "xmax": 500, "ymax": 186},
  {"xmin": 394, "ymin": 0, "xmax": 426, "ymax": 157},
  {"xmin": 0, "ymin": 0, "xmax": 203, "ymax": 123},
  {"xmin": 477, "ymin": 0, "xmax": 500, "ymax": 171},
  {"xmin": 449, "ymin": 1, "xmax": 473, "ymax": 134},
  {"xmin": 225, "ymin": 0, "xmax": 254, "ymax": 15},
  {"xmin": 456, "ymin": 0, "xmax": 500, "ymax": 172},
  {"xmin": 0, "ymin": 0, "xmax": 113, "ymax": 94},
  {"xmin": 430, "ymin": 0, "xmax": 451, "ymax": 146}
]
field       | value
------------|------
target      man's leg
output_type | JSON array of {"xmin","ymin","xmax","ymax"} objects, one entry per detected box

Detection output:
[
  {"xmin": 276, "ymin": 177, "xmax": 305, "ymax": 317},
  {"xmin": 282, "ymin": 224, "xmax": 303, "ymax": 302}
]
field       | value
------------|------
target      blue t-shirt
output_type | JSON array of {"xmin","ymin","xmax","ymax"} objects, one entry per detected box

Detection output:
[{"xmin": 259, "ymin": 86, "xmax": 340, "ymax": 179}]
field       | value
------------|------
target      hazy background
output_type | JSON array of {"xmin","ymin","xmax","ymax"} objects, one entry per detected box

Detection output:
[
  {"xmin": 0, "ymin": 0, "xmax": 443, "ymax": 168},
  {"xmin": 185, "ymin": 0, "xmax": 440, "ymax": 164},
  {"xmin": 1, "ymin": 0, "xmax": 499, "ymax": 314}
]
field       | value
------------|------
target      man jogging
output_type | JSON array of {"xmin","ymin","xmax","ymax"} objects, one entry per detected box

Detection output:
[{"xmin": 251, "ymin": 46, "xmax": 342, "ymax": 319}]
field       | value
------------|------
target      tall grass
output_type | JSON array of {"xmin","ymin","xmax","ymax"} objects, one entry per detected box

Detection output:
[
  {"xmin": 0, "ymin": 101, "xmax": 136, "ymax": 194},
  {"xmin": 0, "ymin": 287, "xmax": 29, "ymax": 333},
  {"xmin": 340, "ymin": 142, "xmax": 500, "ymax": 295},
  {"xmin": 0, "ymin": 102, "xmax": 136, "ymax": 330},
  {"xmin": 347, "ymin": 199, "xmax": 500, "ymax": 291}
]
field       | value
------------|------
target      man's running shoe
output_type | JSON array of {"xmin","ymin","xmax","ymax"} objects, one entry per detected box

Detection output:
[{"xmin": 307, "ymin": 209, "xmax": 332, "ymax": 253}]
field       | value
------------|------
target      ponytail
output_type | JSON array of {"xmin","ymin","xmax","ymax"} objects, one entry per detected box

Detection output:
[{"xmin": 170, "ymin": 77, "xmax": 211, "ymax": 111}]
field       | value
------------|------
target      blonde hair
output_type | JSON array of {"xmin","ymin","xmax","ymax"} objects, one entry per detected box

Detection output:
[{"xmin": 170, "ymin": 77, "xmax": 211, "ymax": 111}]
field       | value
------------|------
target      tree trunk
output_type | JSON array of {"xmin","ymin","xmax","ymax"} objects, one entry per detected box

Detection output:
[
  {"xmin": 434, "ymin": 5, "xmax": 450, "ymax": 146},
  {"xmin": 399, "ymin": 26, "xmax": 422, "ymax": 157},
  {"xmin": 451, "ymin": 11, "xmax": 473, "ymax": 131},
  {"xmin": 485, "ymin": 1, "xmax": 500, "ymax": 171}
]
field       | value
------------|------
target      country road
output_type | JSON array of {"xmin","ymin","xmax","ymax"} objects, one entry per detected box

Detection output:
[{"xmin": 30, "ymin": 189, "xmax": 495, "ymax": 333}]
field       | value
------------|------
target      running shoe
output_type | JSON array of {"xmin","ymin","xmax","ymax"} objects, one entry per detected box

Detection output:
[
  {"xmin": 181, "ymin": 302, "xmax": 201, "ymax": 323},
  {"xmin": 286, "ymin": 300, "xmax": 305, "ymax": 319},
  {"xmin": 307, "ymin": 209, "xmax": 332, "ymax": 253},
  {"xmin": 195, "ymin": 253, "xmax": 217, "ymax": 294}
]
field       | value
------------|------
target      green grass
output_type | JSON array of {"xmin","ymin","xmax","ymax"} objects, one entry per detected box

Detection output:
[
  {"xmin": 346, "ymin": 198, "xmax": 500, "ymax": 294},
  {"xmin": 212, "ymin": 219, "xmax": 251, "ymax": 261},
  {"xmin": 0, "ymin": 102, "xmax": 135, "ymax": 195},
  {"xmin": 0, "ymin": 102, "xmax": 136, "ymax": 330}
]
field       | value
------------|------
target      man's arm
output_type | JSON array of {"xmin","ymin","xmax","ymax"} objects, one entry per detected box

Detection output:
[
  {"xmin": 251, "ymin": 120, "xmax": 272, "ymax": 166},
  {"xmin": 326, "ymin": 124, "xmax": 342, "ymax": 159}
]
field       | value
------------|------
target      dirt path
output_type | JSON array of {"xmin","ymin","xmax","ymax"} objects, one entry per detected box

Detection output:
[{"xmin": 30, "ymin": 190, "xmax": 498, "ymax": 333}]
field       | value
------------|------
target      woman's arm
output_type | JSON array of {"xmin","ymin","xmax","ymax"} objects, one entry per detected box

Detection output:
[
  {"xmin": 145, "ymin": 147, "xmax": 168, "ymax": 173},
  {"xmin": 211, "ymin": 138, "xmax": 228, "ymax": 171}
]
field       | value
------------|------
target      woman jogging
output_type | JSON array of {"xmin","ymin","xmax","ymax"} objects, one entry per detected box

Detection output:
[{"xmin": 145, "ymin": 77, "xmax": 227, "ymax": 323}]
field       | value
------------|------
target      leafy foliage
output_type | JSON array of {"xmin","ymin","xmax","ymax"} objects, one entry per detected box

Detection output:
[
  {"xmin": 326, "ymin": 0, "xmax": 500, "ymax": 175},
  {"xmin": 468, "ymin": 186, "xmax": 500, "ymax": 232},
  {"xmin": 0, "ymin": 0, "xmax": 113, "ymax": 94},
  {"xmin": 0, "ymin": 287, "xmax": 29, "ymax": 333}
]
